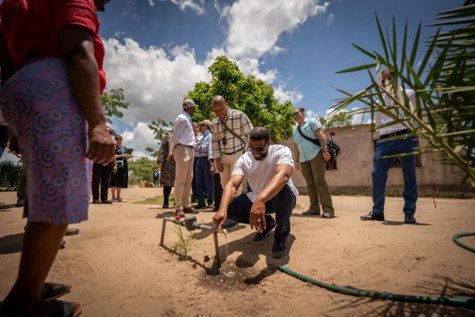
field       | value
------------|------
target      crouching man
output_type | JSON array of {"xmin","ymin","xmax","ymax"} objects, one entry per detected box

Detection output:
[{"xmin": 212, "ymin": 127, "xmax": 298, "ymax": 258}]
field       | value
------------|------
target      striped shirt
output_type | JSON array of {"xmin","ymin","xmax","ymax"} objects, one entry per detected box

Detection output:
[{"xmin": 211, "ymin": 108, "xmax": 253, "ymax": 158}]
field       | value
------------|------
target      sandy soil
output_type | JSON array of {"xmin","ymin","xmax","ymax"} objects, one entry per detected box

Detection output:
[{"xmin": 0, "ymin": 188, "xmax": 474, "ymax": 317}]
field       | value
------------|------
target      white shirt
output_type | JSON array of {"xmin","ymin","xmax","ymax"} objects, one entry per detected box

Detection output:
[
  {"xmin": 232, "ymin": 144, "xmax": 299, "ymax": 202},
  {"xmin": 376, "ymin": 89, "xmax": 416, "ymax": 136},
  {"xmin": 169, "ymin": 111, "xmax": 195, "ymax": 152}
]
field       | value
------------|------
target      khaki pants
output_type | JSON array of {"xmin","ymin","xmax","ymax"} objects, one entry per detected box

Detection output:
[
  {"xmin": 173, "ymin": 145, "xmax": 194, "ymax": 211},
  {"xmin": 219, "ymin": 151, "xmax": 247, "ymax": 194},
  {"xmin": 300, "ymin": 151, "xmax": 334, "ymax": 214}
]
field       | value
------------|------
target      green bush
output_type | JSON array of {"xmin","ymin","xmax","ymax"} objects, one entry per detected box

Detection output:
[{"xmin": 0, "ymin": 161, "xmax": 23, "ymax": 190}]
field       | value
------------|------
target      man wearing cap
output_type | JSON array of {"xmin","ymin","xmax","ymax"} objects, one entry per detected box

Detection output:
[
  {"xmin": 194, "ymin": 120, "xmax": 214, "ymax": 208},
  {"xmin": 168, "ymin": 99, "xmax": 198, "ymax": 216},
  {"xmin": 360, "ymin": 69, "xmax": 419, "ymax": 224}
]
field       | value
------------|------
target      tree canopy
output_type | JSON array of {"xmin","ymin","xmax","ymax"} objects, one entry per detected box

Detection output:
[
  {"xmin": 101, "ymin": 88, "xmax": 129, "ymax": 126},
  {"xmin": 187, "ymin": 56, "xmax": 295, "ymax": 142},
  {"xmin": 320, "ymin": 111, "xmax": 353, "ymax": 128}
]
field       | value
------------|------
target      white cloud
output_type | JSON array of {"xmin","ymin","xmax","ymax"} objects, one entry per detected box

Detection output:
[
  {"xmin": 327, "ymin": 13, "xmax": 334, "ymax": 25},
  {"xmin": 274, "ymin": 85, "xmax": 303, "ymax": 104},
  {"xmin": 104, "ymin": 38, "xmax": 210, "ymax": 124},
  {"xmin": 156, "ymin": 0, "xmax": 206, "ymax": 14},
  {"xmin": 225, "ymin": 0, "xmax": 329, "ymax": 59},
  {"xmin": 121, "ymin": 122, "xmax": 160, "ymax": 159}
]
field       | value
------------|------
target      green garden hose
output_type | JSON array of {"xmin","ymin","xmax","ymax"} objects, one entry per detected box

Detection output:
[{"xmin": 278, "ymin": 231, "xmax": 475, "ymax": 309}]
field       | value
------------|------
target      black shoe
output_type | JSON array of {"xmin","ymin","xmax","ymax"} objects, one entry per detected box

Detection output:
[
  {"xmin": 302, "ymin": 210, "xmax": 320, "ymax": 216},
  {"xmin": 360, "ymin": 211, "xmax": 385, "ymax": 221},
  {"xmin": 92, "ymin": 200, "xmax": 101, "ymax": 204},
  {"xmin": 404, "ymin": 215, "xmax": 416, "ymax": 224},
  {"xmin": 272, "ymin": 238, "xmax": 288, "ymax": 259},
  {"xmin": 221, "ymin": 219, "xmax": 237, "ymax": 229},
  {"xmin": 184, "ymin": 206, "xmax": 199, "ymax": 214},
  {"xmin": 101, "ymin": 200, "xmax": 113, "ymax": 204},
  {"xmin": 196, "ymin": 203, "xmax": 206, "ymax": 209},
  {"xmin": 253, "ymin": 218, "xmax": 276, "ymax": 241},
  {"xmin": 162, "ymin": 204, "xmax": 169, "ymax": 209}
]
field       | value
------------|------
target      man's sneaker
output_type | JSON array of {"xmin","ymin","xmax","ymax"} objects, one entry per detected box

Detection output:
[
  {"xmin": 360, "ymin": 211, "xmax": 385, "ymax": 221},
  {"xmin": 404, "ymin": 215, "xmax": 417, "ymax": 224},
  {"xmin": 91, "ymin": 200, "xmax": 101, "ymax": 204},
  {"xmin": 101, "ymin": 200, "xmax": 113, "ymax": 204},
  {"xmin": 272, "ymin": 238, "xmax": 288, "ymax": 259},
  {"xmin": 302, "ymin": 210, "xmax": 320, "ymax": 216},
  {"xmin": 183, "ymin": 206, "xmax": 199, "ymax": 214},
  {"xmin": 321, "ymin": 211, "xmax": 335, "ymax": 218},
  {"xmin": 221, "ymin": 219, "xmax": 237, "ymax": 229},
  {"xmin": 253, "ymin": 218, "xmax": 276, "ymax": 241}
]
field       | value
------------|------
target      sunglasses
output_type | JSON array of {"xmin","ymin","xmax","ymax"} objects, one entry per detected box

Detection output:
[{"xmin": 249, "ymin": 142, "xmax": 269, "ymax": 153}]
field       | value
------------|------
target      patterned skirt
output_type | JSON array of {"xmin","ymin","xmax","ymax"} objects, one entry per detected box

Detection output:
[{"xmin": 0, "ymin": 58, "xmax": 90, "ymax": 224}]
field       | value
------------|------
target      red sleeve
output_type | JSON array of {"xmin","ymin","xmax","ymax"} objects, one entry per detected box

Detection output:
[{"xmin": 51, "ymin": 0, "xmax": 98, "ymax": 33}]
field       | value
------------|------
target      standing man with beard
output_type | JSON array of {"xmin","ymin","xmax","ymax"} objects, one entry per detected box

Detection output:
[{"xmin": 212, "ymin": 127, "xmax": 298, "ymax": 259}]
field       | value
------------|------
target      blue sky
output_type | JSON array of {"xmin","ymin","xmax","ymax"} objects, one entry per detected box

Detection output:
[{"xmin": 0, "ymin": 0, "xmax": 461, "ymax": 162}]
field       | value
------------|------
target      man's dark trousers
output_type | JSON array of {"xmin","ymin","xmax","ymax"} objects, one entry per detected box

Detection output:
[
  {"xmin": 227, "ymin": 184, "xmax": 296, "ymax": 242},
  {"xmin": 92, "ymin": 163, "xmax": 112, "ymax": 202}
]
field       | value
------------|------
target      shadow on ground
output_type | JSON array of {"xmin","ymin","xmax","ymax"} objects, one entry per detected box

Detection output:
[
  {"xmin": 326, "ymin": 274, "xmax": 475, "ymax": 316},
  {"xmin": 0, "ymin": 232, "xmax": 23, "ymax": 254}
]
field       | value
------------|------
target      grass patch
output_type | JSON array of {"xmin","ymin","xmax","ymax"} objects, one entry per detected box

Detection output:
[{"xmin": 134, "ymin": 194, "xmax": 174, "ymax": 205}]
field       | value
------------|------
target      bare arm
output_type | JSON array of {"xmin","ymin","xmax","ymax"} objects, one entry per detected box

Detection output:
[
  {"xmin": 315, "ymin": 128, "xmax": 331, "ymax": 161},
  {"xmin": 250, "ymin": 163, "xmax": 293, "ymax": 232},
  {"xmin": 58, "ymin": 26, "xmax": 114, "ymax": 165},
  {"xmin": 212, "ymin": 174, "xmax": 244, "ymax": 228}
]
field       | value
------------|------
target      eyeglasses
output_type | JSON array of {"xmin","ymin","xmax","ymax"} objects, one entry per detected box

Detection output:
[{"xmin": 249, "ymin": 142, "xmax": 269, "ymax": 153}]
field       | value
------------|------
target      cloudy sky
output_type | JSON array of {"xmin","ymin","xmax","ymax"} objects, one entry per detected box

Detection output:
[{"xmin": 0, "ymin": 0, "xmax": 458, "ymax": 162}]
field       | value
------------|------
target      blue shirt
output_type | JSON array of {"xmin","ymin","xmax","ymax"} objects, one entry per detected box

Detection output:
[
  {"xmin": 194, "ymin": 130, "xmax": 212, "ymax": 157},
  {"xmin": 293, "ymin": 118, "xmax": 323, "ymax": 163}
]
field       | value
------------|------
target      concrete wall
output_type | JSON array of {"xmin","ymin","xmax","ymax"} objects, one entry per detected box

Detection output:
[{"xmin": 282, "ymin": 124, "xmax": 471, "ymax": 196}]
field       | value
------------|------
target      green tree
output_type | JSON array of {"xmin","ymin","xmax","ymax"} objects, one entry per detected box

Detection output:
[
  {"xmin": 148, "ymin": 118, "xmax": 172, "ymax": 141},
  {"xmin": 101, "ymin": 88, "xmax": 129, "ymax": 125},
  {"xmin": 333, "ymin": 5, "xmax": 475, "ymax": 186},
  {"xmin": 321, "ymin": 111, "xmax": 353, "ymax": 128},
  {"xmin": 144, "ymin": 146, "xmax": 158, "ymax": 158},
  {"xmin": 187, "ymin": 56, "xmax": 295, "ymax": 142},
  {"xmin": 128, "ymin": 157, "xmax": 156, "ymax": 185}
]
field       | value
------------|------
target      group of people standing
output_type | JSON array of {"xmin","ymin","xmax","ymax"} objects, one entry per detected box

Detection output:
[{"xmin": 91, "ymin": 134, "xmax": 131, "ymax": 204}]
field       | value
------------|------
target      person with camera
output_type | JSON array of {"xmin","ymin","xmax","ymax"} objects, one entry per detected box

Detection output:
[
  {"xmin": 210, "ymin": 95, "xmax": 253, "ymax": 190},
  {"xmin": 110, "ymin": 135, "xmax": 132, "ymax": 202},
  {"xmin": 293, "ymin": 107, "xmax": 335, "ymax": 218}
]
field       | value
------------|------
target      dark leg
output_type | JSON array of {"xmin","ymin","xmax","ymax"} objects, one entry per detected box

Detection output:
[
  {"xmin": 213, "ymin": 173, "xmax": 222, "ymax": 209},
  {"xmin": 3, "ymin": 222, "xmax": 67, "ymax": 314},
  {"xmin": 268, "ymin": 185, "xmax": 296, "ymax": 241},
  {"xmin": 91, "ymin": 163, "xmax": 102, "ymax": 202},
  {"xmin": 100, "ymin": 165, "xmax": 112, "ymax": 202},
  {"xmin": 163, "ymin": 186, "xmax": 172, "ymax": 207},
  {"xmin": 227, "ymin": 194, "xmax": 253, "ymax": 224}
]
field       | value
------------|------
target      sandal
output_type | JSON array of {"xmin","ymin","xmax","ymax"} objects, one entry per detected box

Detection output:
[
  {"xmin": 117, "ymin": 198, "xmax": 126, "ymax": 202},
  {"xmin": 0, "ymin": 299, "xmax": 81, "ymax": 317},
  {"xmin": 42, "ymin": 282, "xmax": 72, "ymax": 300},
  {"xmin": 48, "ymin": 300, "xmax": 82, "ymax": 317}
]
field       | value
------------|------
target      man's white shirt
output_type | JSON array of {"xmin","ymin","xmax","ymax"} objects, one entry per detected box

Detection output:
[
  {"xmin": 169, "ymin": 111, "xmax": 195, "ymax": 152},
  {"xmin": 232, "ymin": 144, "xmax": 299, "ymax": 202},
  {"xmin": 376, "ymin": 89, "xmax": 416, "ymax": 136}
]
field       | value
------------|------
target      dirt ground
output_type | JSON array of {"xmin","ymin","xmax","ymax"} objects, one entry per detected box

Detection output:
[{"xmin": 0, "ymin": 188, "xmax": 474, "ymax": 317}]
